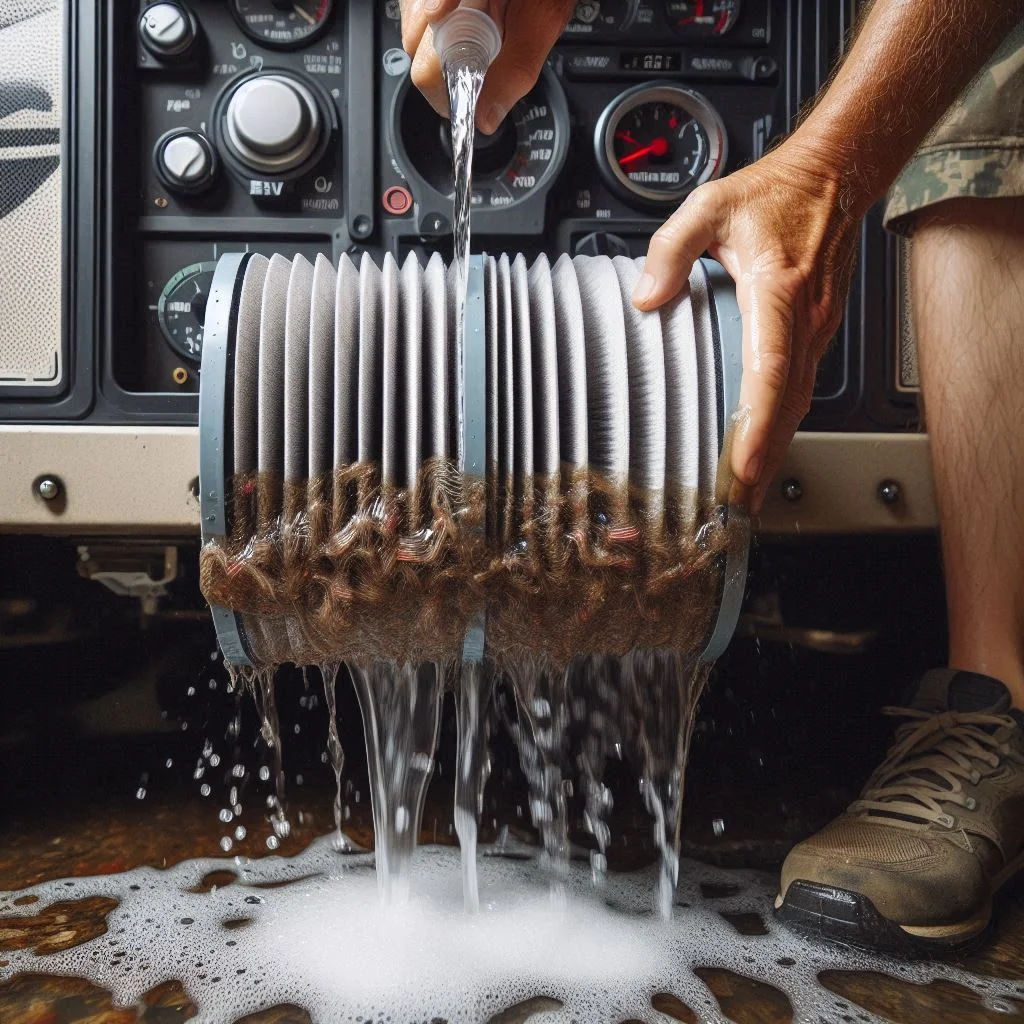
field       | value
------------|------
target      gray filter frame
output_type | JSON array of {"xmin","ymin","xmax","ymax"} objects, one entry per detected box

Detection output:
[{"xmin": 199, "ymin": 251, "xmax": 748, "ymax": 667}]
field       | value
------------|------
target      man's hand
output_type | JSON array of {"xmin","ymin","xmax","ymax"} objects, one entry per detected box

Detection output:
[
  {"xmin": 400, "ymin": 0, "xmax": 574, "ymax": 134},
  {"xmin": 633, "ymin": 144, "xmax": 861, "ymax": 513}
]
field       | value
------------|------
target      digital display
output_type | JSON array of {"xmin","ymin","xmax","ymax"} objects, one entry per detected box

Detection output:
[{"xmin": 619, "ymin": 51, "xmax": 683, "ymax": 73}]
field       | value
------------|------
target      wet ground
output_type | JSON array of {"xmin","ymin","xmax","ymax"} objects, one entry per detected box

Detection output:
[{"xmin": 3, "ymin": 535, "xmax": 1023, "ymax": 1023}]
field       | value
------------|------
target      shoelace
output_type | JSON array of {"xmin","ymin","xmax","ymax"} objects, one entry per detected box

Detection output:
[{"xmin": 848, "ymin": 707, "xmax": 1024, "ymax": 827}]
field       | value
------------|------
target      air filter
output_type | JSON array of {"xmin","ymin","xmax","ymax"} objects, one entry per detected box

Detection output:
[{"xmin": 198, "ymin": 252, "xmax": 747, "ymax": 670}]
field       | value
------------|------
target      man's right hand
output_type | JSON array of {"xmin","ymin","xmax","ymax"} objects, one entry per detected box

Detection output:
[
  {"xmin": 633, "ymin": 141, "xmax": 862, "ymax": 514},
  {"xmin": 400, "ymin": 0, "xmax": 575, "ymax": 134}
]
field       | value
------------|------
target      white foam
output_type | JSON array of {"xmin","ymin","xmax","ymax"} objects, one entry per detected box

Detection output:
[{"xmin": 3, "ymin": 837, "xmax": 1022, "ymax": 1024}]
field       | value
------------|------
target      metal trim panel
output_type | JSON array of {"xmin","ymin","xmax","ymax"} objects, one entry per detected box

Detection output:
[
  {"xmin": 0, "ymin": 425, "xmax": 199, "ymax": 534},
  {"xmin": 0, "ymin": 428, "xmax": 937, "ymax": 536}
]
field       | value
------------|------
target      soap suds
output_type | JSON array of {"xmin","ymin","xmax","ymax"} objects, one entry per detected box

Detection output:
[{"xmin": 3, "ymin": 837, "xmax": 1021, "ymax": 1024}]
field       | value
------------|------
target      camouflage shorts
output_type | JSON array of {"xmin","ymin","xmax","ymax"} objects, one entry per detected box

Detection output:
[{"xmin": 884, "ymin": 21, "xmax": 1024, "ymax": 235}]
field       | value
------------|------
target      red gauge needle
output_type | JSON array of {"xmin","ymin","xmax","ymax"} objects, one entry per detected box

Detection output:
[{"xmin": 618, "ymin": 137, "xmax": 669, "ymax": 166}]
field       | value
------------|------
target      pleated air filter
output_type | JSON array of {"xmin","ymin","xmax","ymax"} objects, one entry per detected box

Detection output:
[{"xmin": 199, "ymin": 252, "xmax": 748, "ymax": 670}]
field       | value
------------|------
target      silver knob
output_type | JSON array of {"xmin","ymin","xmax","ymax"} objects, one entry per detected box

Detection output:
[
  {"xmin": 224, "ymin": 74, "xmax": 321, "ymax": 175},
  {"xmin": 139, "ymin": 2, "xmax": 195, "ymax": 57},
  {"xmin": 155, "ymin": 130, "xmax": 217, "ymax": 193}
]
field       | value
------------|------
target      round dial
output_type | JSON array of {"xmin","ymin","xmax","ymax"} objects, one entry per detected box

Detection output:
[
  {"xmin": 664, "ymin": 0, "xmax": 741, "ymax": 39},
  {"xmin": 231, "ymin": 0, "xmax": 333, "ymax": 49},
  {"xmin": 397, "ymin": 71, "xmax": 567, "ymax": 211},
  {"xmin": 563, "ymin": 0, "xmax": 638, "ymax": 36},
  {"xmin": 157, "ymin": 261, "xmax": 216, "ymax": 364},
  {"xmin": 595, "ymin": 84, "xmax": 727, "ymax": 207}
]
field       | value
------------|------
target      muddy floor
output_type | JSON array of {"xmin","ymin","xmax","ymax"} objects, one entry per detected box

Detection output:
[{"xmin": 3, "ymin": 535, "xmax": 1022, "ymax": 1023}]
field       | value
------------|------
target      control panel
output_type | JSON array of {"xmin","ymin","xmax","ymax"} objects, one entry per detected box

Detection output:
[{"xmin": 0, "ymin": 0, "xmax": 913, "ymax": 434}]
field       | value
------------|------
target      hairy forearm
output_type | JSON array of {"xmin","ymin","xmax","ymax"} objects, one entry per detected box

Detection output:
[{"xmin": 790, "ymin": 0, "xmax": 1022, "ymax": 217}]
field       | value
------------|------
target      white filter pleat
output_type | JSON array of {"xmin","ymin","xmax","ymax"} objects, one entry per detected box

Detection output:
[
  {"xmin": 573, "ymin": 255, "xmax": 629, "ymax": 487},
  {"xmin": 333, "ymin": 254, "xmax": 360, "ymax": 469},
  {"xmin": 484, "ymin": 254, "xmax": 499, "ymax": 536},
  {"xmin": 612, "ymin": 255, "xmax": 666, "ymax": 525},
  {"xmin": 423, "ymin": 252, "xmax": 449, "ymax": 462},
  {"xmin": 257, "ymin": 254, "xmax": 291, "ymax": 495},
  {"xmin": 550, "ymin": 253, "xmax": 587, "ymax": 472},
  {"xmin": 660, "ymin": 267, "xmax": 701, "ymax": 529},
  {"xmin": 400, "ymin": 254, "xmax": 424, "ymax": 497},
  {"xmin": 308, "ymin": 254, "xmax": 336, "ymax": 481},
  {"xmin": 380, "ymin": 253, "xmax": 401, "ymax": 487},
  {"xmin": 232, "ymin": 254, "xmax": 269, "ymax": 477},
  {"xmin": 496, "ymin": 254, "xmax": 515, "ymax": 546},
  {"xmin": 526, "ymin": 253, "xmax": 560, "ymax": 481},
  {"xmin": 510, "ymin": 254, "xmax": 534, "ymax": 521},
  {"xmin": 356, "ymin": 253, "xmax": 383, "ymax": 466},
  {"xmin": 283, "ymin": 253, "xmax": 313, "ymax": 487}
]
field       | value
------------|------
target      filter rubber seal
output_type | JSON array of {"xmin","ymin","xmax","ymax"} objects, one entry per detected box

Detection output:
[
  {"xmin": 199, "ymin": 251, "xmax": 253, "ymax": 667},
  {"xmin": 461, "ymin": 254, "xmax": 487, "ymax": 664},
  {"xmin": 701, "ymin": 258, "xmax": 749, "ymax": 663}
]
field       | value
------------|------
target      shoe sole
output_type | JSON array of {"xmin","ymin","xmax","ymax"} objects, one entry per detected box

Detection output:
[
  {"xmin": 775, "ymin": 848, "xmax": 1024, "ymax": 957},
  {"xmin": 774, "ymin": 880, "xmax": 992, "ymax": 958}
]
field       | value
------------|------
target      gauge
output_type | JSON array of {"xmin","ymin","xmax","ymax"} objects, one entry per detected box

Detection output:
[
  {"xmin": 563, "ymin": 0, "xmax": 638, "ymax": 36},
  {"xmin": 664, "ymin": 0, "xmax": 741, "ymax": 39},
  {"xmin": 157, "ymin": 261, "xmax": 216, "ymax": 364},
  {"xmin": 396, "ymin": 69, "xmax": 567, "ymax": 211},
  {"xmin": 231, "ymin": 0, "xmax": 334, "ymax": 49},
  {"xmin": 595, "ymin": 84, "xmax": 727, "ymax": 207}
]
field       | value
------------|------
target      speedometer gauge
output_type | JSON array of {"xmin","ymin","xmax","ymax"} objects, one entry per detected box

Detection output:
[
  {"xmin": 396, "ymin": 70, "xmax": 567, "ymax": 212},
  {"xmin": 231, "ymin": 0, "xmax": 334, "ymax": 50},
  {"xmin": 665, "ymin": 0, "xmax": 741, "ymax": 39},
  {"xmin": 595, "ymin": 84, "xmax": 727, "ymax": 207}
]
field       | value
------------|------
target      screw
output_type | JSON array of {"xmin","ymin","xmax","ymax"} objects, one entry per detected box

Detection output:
[
  {"xmin": 878, "ymin": 479, "xmax": 902, "ymax": 505},
  {"xmin": 37, "ymin": 477, "xmax": 61, "ymax": 501},
  {"xmin": 172, "ymin": 366, "xmax": 189, "ymax": 385},
  {"xmin": 781, "ymin": 478, "xmax": 803, "ymax": 502}
]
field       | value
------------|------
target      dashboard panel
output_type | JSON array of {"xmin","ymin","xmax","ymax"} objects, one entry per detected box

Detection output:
[{"xmin": 0, "ymin": 0, "xmax": 931, "ymax": 534}]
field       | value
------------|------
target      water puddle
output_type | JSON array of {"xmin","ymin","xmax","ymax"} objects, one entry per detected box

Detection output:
[{"xmin": 3, "ymin": 837, "xmax": 1024, "ymax": 1023}]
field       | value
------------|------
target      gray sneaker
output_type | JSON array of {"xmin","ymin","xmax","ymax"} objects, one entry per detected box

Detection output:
[{"xmin": 776, "ymin": 669, "xmax": 1024, "ymax": 955}]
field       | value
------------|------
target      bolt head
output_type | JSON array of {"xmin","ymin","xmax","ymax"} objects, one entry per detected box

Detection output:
[
  {"xmin": 878, "ymin": 480, "xmax": 901, "ymax": 505},
  {"xmin": 37, "ymin": 477, "xmax": 60, "ymax": 501},
  {"xmin": 781, "ymin": 478, "xmax": 803, "ymax": 502}
]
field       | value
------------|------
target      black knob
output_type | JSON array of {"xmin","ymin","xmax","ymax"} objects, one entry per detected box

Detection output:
[
  {"xmin": 154, "ymin": 129, "xmax": 218, "ymax": 194},
  {"xmin": 573, "ymin": 231, "xmax": 632, "ymax": 259},
  {"xmin": 139, "ymin": 2, "xmax": 197, "ymax": 59}
]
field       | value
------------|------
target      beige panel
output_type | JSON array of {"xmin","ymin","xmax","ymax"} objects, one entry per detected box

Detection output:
[
  {"xmin": 757, "ymin": 432, "xmax": 937, "ymax": 534},
  {"xmin": 0, "ymin": 426, "xmax": 936, "ymax": 535},
  {"xmin": 0, "ymin": 426, "xmax": 200, "ymax": 534}
]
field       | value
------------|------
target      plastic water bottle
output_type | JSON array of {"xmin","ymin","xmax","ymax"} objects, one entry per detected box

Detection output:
[{"xmin": 432, "ymin": 4, "xmax": 503, "ymax": 77}]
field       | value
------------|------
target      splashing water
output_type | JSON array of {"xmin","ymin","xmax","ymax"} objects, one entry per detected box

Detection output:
[
  {"xmin": 350, "ymin": 660, "xmax": 444, "ymax": 904},
  {"xmin": 455, "ymin": 660, "xmax": 494, "ymax": 912},
  {"xmin": 248, "ymin": 668, "xmax": 291, "ymax": 842},
  {"xmin": 320, "ymin": 662, "xmax": 348, "ymax": 850}
]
